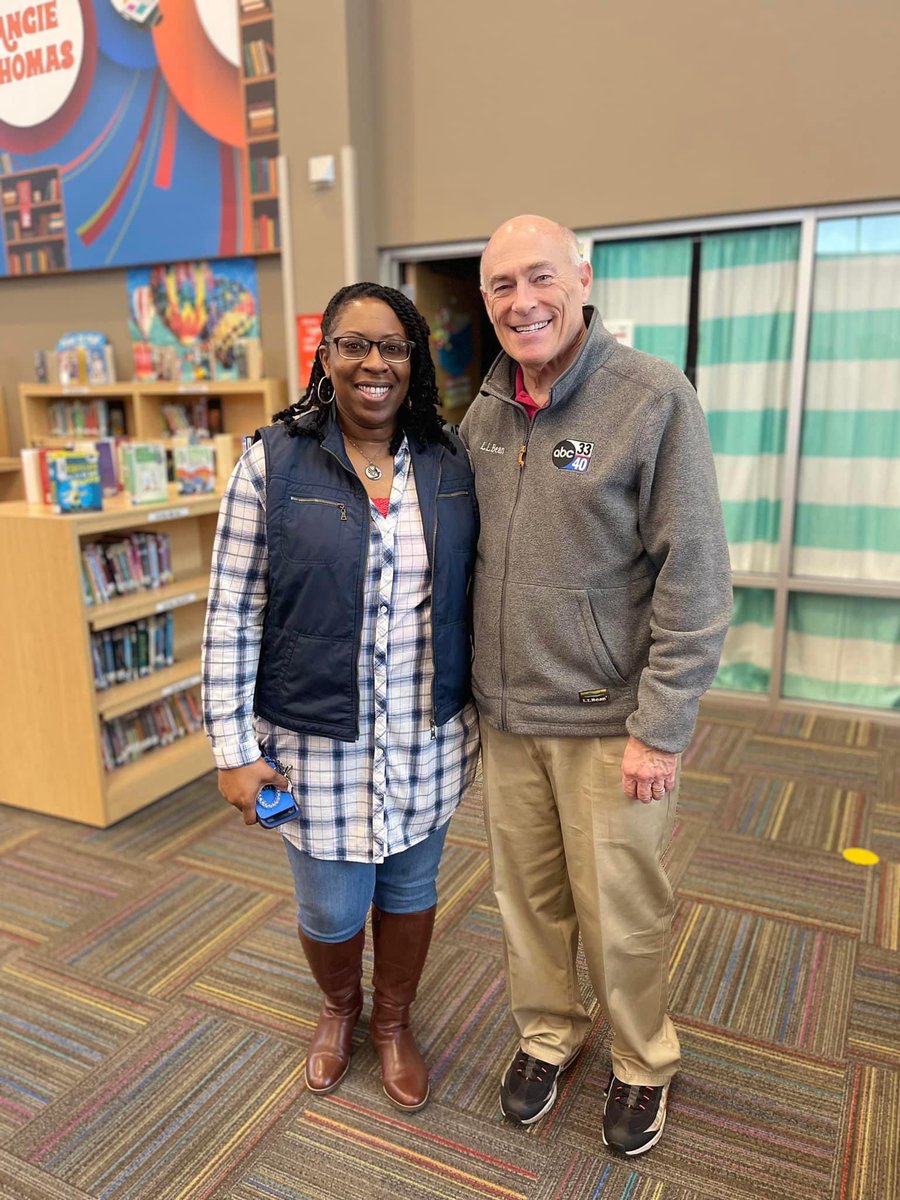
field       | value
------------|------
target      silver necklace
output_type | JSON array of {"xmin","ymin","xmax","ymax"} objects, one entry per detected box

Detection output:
[{"xmin": 344, "ymin": 434, "xmax": 390, "ymax": 481}]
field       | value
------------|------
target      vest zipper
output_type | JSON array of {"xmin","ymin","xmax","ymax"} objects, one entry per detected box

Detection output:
[
  {"xmin": 429, "ymin": 457, "xmax": 443, "ymax": 737},
  {"xmin": 319, "ymin": 443, "xmax": 370, "ymax": 736},
  {"xmin": 289, "ymin": 496, "xmax": 347, "ymax": 520}
]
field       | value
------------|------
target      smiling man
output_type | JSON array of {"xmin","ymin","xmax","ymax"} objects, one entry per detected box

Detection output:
[{"xmin": 459, "ymin": 215, "xmax": 733, "ymax": 1156}]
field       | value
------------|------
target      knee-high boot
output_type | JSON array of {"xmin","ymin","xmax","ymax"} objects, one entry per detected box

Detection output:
[
  {"xmin": 369, "ymin": 905, "xmax": 435, "ymax": 1111},
  {"xmin": 297, "ymin": 925, "xmax": 365, "ymax": 1093}
]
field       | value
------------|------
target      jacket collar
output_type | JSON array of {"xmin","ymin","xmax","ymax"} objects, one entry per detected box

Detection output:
[{"xmin": 480, "ymin": 306, "xmax": 618, "ymax": 408}]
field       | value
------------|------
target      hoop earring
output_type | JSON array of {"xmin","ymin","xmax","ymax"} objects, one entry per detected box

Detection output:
[{"xmin": 317, "ymin": 376, "xmax": 335, "ymax": 405}]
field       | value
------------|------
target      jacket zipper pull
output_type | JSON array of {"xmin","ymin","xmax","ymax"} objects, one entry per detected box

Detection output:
[
  {"xmin": 430, "ymin": 719, "xmax": 436, "ymax": 740},
  {"xmin": 517, "ymin": 444, "xmax": 526, "ymax": 469},
  {"xmin": 338, "ymin": 504, "xmax": 347, "ymax": 521}
]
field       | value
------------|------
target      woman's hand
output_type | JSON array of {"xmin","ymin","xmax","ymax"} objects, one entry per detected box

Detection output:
[{"xmin": 217, "ymin": 759, "xmax": 291, "ymax": 826}]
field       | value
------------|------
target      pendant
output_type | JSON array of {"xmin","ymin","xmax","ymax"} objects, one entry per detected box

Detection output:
[{"xmin": 365, "ymin": 463, "xmax": 382, "ymax": 481}]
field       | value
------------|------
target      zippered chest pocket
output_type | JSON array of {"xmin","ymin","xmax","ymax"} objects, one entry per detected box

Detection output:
[
  {"xmin": 437, "ymin": 487, "xmax": 477, "ymax": 556},
  {"xmin": 280, "ymin": 494, "xmax": 350, "ymax": 563}
]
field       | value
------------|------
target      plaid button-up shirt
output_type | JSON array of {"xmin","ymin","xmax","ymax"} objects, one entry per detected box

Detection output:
[{"xmin": 202, "ymin": 436, "xmax": 479, "ymax": 862}]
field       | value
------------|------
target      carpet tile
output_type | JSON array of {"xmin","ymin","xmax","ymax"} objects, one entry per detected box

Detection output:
[
  {"xmin": 8, "ymin": 1005, "xmax": 306, "ymax": 1200},
  {"xmin": 680, "ymin": 721, "xmax": 751, "ymax": 773},
  {"xmin": 81, "ymin": 774, "xmax": 229, "ymax": 862},
  {"xmin": 0, "ymin": 838, "xmax": 156, "ymax": 948},
  {"xmin": 0, "ymin": 698, "xmax": 895, "ymax": 1199},
  {"xmin": 669, "ymin": 900, "xmax": 855, "ymax": 1058},
  {"xmin": 847, "ymin": 945, "xmax": 900, "ymax": 1066},
  {"xmin": 719, "ymin": 777, "xmax": 872, "ymax": 852},
  {"xmin": 0, "ymin": 954, "xmax": 161, "ymax": 1138},
  {"xmin": 833, "ymin": 1062, "xmax": 899, "ymax": 1200},
  {"xmin": 0, "ymin": 1150, "xmax": 92, "ymax": 1200},
  {"xmin": 232, "ymin": 1092, "xmax": 547, "ymax": 1200},
  {"xmin": 738, "ymin": 736, "xmax": 881, "ymax": 791},
  {"xmin": 861, "ymin": 860, "xmax": 899, "ymax": 950},
  {"xmin": 172, "ymin": 819, "xmax": 296, "ymax": 895},
  {"xmin": 677, "ymin": 832, "xmax": 868, "ymax": 933},
  {"xmin": 675, "ymin": 770, "xmax": 732, "ymax": 821},
  {"xmin": 52, "ymin": 872, "xmax": 282, "ymax": 998},
  {"xmin": 184, "ymin": 902, "xmax": 327, "ymax": 1041}
]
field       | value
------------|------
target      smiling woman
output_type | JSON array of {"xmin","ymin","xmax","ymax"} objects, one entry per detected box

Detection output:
[{"xmin": 202, "ymin": 281, "xmax": 480, "ymax": 1115}]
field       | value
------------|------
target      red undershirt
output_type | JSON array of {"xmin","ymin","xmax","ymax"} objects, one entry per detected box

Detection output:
[
  {"xmin": 514, "ymin": 366, "xmax": 545, "ymax": 421},
  {"xmin": 371, "ymin": 497, "xmax": 390, "ymax": 518}
]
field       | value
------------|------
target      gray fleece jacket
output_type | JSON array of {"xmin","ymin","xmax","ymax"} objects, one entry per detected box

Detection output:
[{"xmin": 459, "ymin": 307, "xmax": 732, "ymax": 753}]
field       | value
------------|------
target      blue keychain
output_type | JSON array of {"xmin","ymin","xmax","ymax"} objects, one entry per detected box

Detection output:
[{"xmin": 255, "ymin": 756, "xmax": 299, "ymax": 828}]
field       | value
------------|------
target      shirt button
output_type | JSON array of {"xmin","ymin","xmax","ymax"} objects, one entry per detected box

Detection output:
[{"xmin": 380, "ymin": 604, "xmax": 389, "ymax": 616}]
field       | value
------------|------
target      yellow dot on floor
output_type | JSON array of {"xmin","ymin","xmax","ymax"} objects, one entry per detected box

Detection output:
[{"xmin": 842, "ymin": 847, "xmax": 880, "ymax": 866}]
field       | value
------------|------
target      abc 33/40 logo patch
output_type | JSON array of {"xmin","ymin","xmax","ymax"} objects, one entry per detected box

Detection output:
[{"xmin": 552, "ymin": 440, "xmax": 594, "ymax": 472}]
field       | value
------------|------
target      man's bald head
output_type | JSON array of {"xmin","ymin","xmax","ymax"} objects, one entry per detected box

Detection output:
[{"xmin": 480, "ymin": 215, "xmax": 582, "ymax": 288}]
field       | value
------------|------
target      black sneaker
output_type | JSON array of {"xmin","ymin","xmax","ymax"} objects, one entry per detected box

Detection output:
[
  {"xmin": 499, "ymin": 1048, "xmax": 577, "ymax": 1125},
  {"xmin": 601, "ymin": 1074, "xmax": 670, "ymax": 1155}
]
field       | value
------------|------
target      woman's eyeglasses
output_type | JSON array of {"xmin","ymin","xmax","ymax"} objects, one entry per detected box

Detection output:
[{"xmin": 325, "ymin": 336, "xmax": 415, "ymax": 364}]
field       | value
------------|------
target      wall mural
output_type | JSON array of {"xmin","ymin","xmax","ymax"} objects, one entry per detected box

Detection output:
[{"xmin": 0, "ymin": 0, "xmax": 279, "ymax": 277}]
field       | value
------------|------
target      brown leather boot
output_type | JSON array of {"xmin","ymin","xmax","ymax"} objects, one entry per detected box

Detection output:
[
  {"xmin": 298, "ymin": 925, "xmax": 365, "ymax": 1093},
  {"xmin": 369, "ymin": 905, "xmax": 436, "ymax": 1111}
]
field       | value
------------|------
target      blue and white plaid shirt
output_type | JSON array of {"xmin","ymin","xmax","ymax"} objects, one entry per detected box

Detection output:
[{"xmin": 202, "ymin": 436, "xmax": 479, "ymax": 863}]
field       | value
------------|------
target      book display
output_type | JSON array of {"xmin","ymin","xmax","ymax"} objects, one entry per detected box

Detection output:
[
  {"xmin": 0, "ymin": 489, "xmax": 222, "ymax": 826},
  {"xmin": 0, "ymin": 375, "xmax": 285, "ymax": 825}
]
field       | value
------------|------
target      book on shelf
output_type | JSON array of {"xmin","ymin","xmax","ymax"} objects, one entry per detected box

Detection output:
[
  {"xmin": 100, "ymin": 689, "xmax": 202, "ymax": 772},
  {"xmin": 120, "ymin": 441, "xmax": 168, "ymax": 505},
  {"xmin": 174, "ymin": 443, "xmax": 215, "ymax": 494},
  {"xmin": 90, "ymin": 613, "xmax": 175, "ymax": 690},
  {"xmin": 47, "ymin": 451, "xmax": 103, "ymax": 514},
  {"xmin": 80, "ymin": 531, "xmax": 174, "ymax": 606},
  {"xmin": 74, "ymin": 438, "xmax": 121, "ymax": 497},
  {"xmin": 20, "ymin": 447, "xmax": 52, "ymax": 504},
  {"xmin": 46, "ymin": 396, "xmax": 126, "ymax": 438}
]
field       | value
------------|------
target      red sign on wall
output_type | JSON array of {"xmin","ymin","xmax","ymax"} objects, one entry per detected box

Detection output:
[{"xmin": 296, "ymin": 313, "xmax": 323, "ymax": 387}]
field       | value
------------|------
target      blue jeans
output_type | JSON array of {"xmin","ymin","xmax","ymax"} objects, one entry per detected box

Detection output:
[{"xmin": 283, "ymin": 822, "xmax": 450, "ymax": 943}]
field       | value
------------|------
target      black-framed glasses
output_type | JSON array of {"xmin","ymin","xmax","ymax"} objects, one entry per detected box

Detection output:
[{"xmin": 325, "ymin": 335, "xmax": 415, "ymax": 363}]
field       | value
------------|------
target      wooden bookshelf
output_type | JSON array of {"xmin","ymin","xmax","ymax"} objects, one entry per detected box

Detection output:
[
  {"xmin": 0, "ymin": 488, "xmax": 223, "ymax": 827},
  {"xmin": 238, "ymin": 0, "xmax": 281, "ymax": 252},
  {"xmin": 2, "ymin": 376, "xmax": 287, "ymax": 826},
  {"xmin": 1, "ymin": 164, "xmax": 68, "ymax": 276},
  {"xmin": 19, "ymin": 378, "xmax": 286, "ymax": 446}
]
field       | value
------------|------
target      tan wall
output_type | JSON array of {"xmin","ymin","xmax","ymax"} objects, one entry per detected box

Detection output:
[{"xmin": 372, "ymin": 0, "xmax": 900, "ymax": 245}]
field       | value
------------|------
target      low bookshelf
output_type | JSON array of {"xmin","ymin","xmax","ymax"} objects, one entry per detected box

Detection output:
[{"xmin": 0, "ymin": 488, "xmax": 224, "ymax": 827}]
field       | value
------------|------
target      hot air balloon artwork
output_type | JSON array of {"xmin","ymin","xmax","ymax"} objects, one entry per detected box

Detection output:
[{"xmin": 127, "ymin": 255, "xmax": 259, "ymax": 382}]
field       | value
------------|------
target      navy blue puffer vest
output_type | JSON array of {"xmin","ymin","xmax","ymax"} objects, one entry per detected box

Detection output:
[{"xmin": 253, "ymin": 414, "xmax": 478, "ymax": 742}]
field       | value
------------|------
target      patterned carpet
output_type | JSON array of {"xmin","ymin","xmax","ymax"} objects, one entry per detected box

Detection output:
[{"xmin": 0, "ymin": 698, "xmax": 897, "ymax": 1200}]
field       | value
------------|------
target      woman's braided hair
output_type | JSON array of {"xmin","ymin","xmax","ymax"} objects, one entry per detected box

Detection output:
[{"xmin": 271, "ymin": 282, "xmax": 454, "ymax": 454}]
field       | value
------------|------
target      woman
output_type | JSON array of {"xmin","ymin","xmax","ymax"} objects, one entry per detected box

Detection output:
[{"xmin": 202, "ymin": 282, "xmax": 479, "ymax": 1112}]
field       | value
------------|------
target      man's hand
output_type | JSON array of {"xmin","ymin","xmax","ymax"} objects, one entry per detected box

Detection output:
[
  {"xmin": 621, "ymin": 736, "xmax": 677, "ymax": 804},
  {"xmin": 217, "ymin": 759, "xmax": 291, "ymax": 826}
]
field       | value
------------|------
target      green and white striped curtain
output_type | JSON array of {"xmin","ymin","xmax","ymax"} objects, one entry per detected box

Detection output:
[
  {"xmin": 784, "ymin": 595, "xmax": 899, "ymax": 709},
  {"xmin": 714, "ymin": 587, "xmax": 774, "ymax": 694},
  {"xmin": 696, "ymin": 226, "xmax": 800, "ymax": 574},
  {"xmin": 591, "ymin": 237, "xmax": 692, "ymax": 367},
  {"xmin": 785, "ymin": 214, "xmax": 900, "ymax": 711},
  {"xmin": 794, "ymin": 215, "xmax": 900, "ymax": 581}
]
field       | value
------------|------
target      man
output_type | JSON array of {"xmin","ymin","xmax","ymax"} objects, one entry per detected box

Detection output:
[{"xmin": 458, "ymin": 215, "xmax": 732, "ymax": 1156}]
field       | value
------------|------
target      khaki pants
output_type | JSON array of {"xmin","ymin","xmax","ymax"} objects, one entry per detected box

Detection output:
[{"xmin": 481, "ymin": 723, "xmax": 681, "ymax": 1085}]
